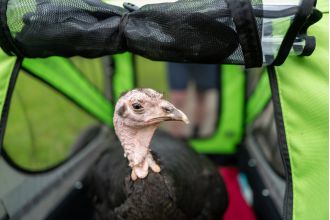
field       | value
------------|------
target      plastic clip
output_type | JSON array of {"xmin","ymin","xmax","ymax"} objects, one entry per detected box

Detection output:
[{"xmin": 123, "ymin": 2, "xmax": 139, "ymax": 12}]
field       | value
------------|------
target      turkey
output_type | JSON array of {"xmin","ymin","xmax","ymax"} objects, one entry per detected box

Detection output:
[{"xmin": 86, "ymin": 88, "xmax": 228, "ymax": 220}]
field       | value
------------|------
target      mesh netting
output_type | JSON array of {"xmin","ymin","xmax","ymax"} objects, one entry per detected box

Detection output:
[{"xmin": 0, "ymin": 0, "xmax": 309, "ymax": 66}]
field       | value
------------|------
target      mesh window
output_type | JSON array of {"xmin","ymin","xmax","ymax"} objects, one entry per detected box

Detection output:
[{"xmin": 3, "ymin": 71, "xmax": 100, "ymax": 171}]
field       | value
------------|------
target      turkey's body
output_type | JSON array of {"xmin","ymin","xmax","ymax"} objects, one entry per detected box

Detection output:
[{"xmin": 87, "ymin": 130, "xmax": 228, "ymax": 220}]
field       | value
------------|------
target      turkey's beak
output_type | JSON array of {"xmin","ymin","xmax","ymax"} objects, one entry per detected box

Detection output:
[
  {"xmin": 146, "ymin": 102, "xmax": 190, "ymax": 125},
  {"xmin": 160, "ymin": 103, "xmax": 190, "ymax": 124},
  {"xmin": 167, "ymin": 108, "xmax": 190, "ymax": 124}
]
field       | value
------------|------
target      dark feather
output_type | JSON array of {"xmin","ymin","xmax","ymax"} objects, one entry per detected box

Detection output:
[{"xmin": 86, "ymin": 130, "xmax": 228, "ymax": 220}]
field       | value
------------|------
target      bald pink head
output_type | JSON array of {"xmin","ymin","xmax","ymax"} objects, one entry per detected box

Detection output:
[{"xmin": 113, "ymin": 88, "xmax": 189, "ymax": 180}]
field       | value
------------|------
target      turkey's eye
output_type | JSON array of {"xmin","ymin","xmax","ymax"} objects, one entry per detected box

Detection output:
[{"xmin": 132, "ymin": 103, "xmax": 144, "ymax": 112}]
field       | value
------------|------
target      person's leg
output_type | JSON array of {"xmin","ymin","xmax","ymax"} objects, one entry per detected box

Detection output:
[
  {"xmin": 191, "ymin": 64, "xmax": 220, "ymax": 137},
  {"xmin": 192, "ymin": 91, "xmax": 207, "ymax": 137},
  {"xmin": 167, "ymin": 63, "xmax": 190, "ymax": 138}
]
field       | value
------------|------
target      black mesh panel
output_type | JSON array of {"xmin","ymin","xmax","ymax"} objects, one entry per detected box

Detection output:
[
  {"xmin": 0, "ymin": 0, "xmax": 305, "ymax": 66},
  {"xmin": 1, "ymin": 0, "xmax": 240, "ymax": 63},
  {"xmin": 13, "ymin": 0, "xmax": 126, "ymax": 57}
]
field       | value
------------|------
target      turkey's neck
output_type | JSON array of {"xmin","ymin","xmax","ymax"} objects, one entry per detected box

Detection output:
[
  {"xmin": 118, "ymin": 125, "xmax": 157, "ymax": 150},
  {"xmin": 116, "ymin": 124, "xmax": 158, "ymax": 167},
  {"xmin": 114, "ymin": 118, "xmax": 162, "ymax": 179}
]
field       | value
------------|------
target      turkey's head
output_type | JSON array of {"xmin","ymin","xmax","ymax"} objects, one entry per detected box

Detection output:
[{"xmin": 114, "ymin": 88, "xmax": 189, "ymax": 180}]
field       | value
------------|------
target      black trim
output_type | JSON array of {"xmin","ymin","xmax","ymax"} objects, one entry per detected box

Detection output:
[
  {"xmin": 299, "ymin": 36, "xmax": 315, "ymax": 56},
  {"xmin": 226, "ymin": 0, "xmax": 262, "ymax": 68},
  {"xmin": 299, "ymin": 8, "xmax": 323, "ymax": 35},
  {"xmin": 109, "ymin": 55, "xmax": 116, "ymax": 104},
  {"xmin": 109, "ymin": 56, "xmax": 116, "ymax": 100},
  {"xmin": 298, "ymin": 8, "xmax": 322, "ymax": 56},
  {"xmin": 272, "ymin": 0, "xmax": 317, "ymax": 65},
  {"xmin": 240, "ymin": 71, "xmax": 248, "ymax": 144},
  {"xmin": 0, "ymin": 58, "xmax": 22, "ymax": 154},
  {"xmin": 267, "ymin": 66, "xmax": 293, "ymax": 220},
  {"xmin": 0, "ymin": 0, "xmax": 23, "ymax": 56},
  {"xmin": 0, "ymin": 0, "xmax": 12, "ymax": 55}
]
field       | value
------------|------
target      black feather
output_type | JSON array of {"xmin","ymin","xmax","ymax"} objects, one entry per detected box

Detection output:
[{"xmin": 86, "ymin": 130, "xmax": 228, "ymax": 220}]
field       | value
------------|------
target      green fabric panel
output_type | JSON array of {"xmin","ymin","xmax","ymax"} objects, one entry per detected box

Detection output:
[
  {"xmin": 275, "ymin": 13, "xmax": 328, "ymax": 220},
  {"xmin": 246, "ymin": 70, "xmax": 271, "ymax": 125},
  {"xmin": 112, "ymin": 53, "xmax": 135, "ymax": 102},
  {"xmin": 0, "ymin": 50, "xmax": 17, "ymax": 122},
  {"xmin": 190, "ymin": 65, "xmax": 245, "ymax": 154},
  {"xmin": 317, "ymin": 0, "xmax": 328, "ymax": 12},
  {"xmin": 22, "ymin": 57, "xmax": 113, "ymax": 126}
]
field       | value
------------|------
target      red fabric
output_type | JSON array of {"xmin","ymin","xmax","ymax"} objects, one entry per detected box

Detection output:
[{"xmin": 219, "ymin": 167, "xmax": 257, "ymax": 220}]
